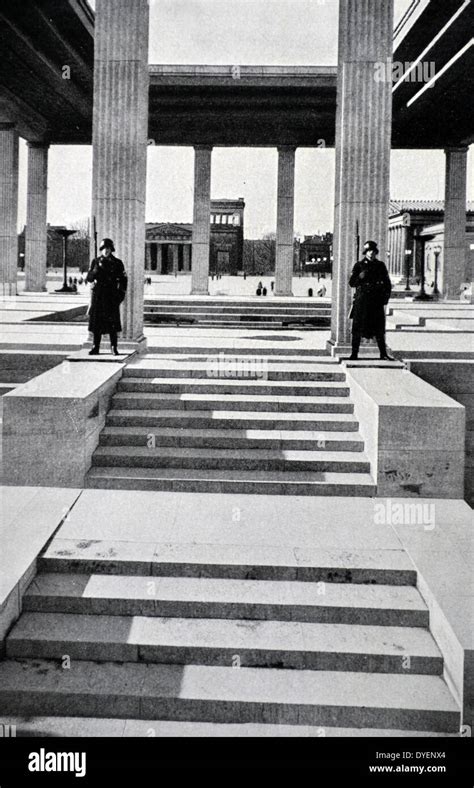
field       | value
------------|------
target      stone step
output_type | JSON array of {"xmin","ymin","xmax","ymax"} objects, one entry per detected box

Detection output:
[
  {"xmin": 23, "ymin": 574, "xmax": 428, "ymax": 626},
  {"xmin": 144, "ymin": 346, "xmax": 331, "ymax": 358},
  {"xmin": 146, "ymin": 319, "xmax": 327, "ymax": 329},
  {"xmin": 123, "ymin": 360, "xmax": 345, "ymax": 381},
  {"xmin": 145, "ymin": 304, "xmax": 331, "ymax": 314},
  {"xmin": 86, "ymin": 467, "xmax": 376, "ymax": 496},
  {"xmin": 0, "ymin": 660, "xmax": 459, "ymax": 731},
  {"xmin": 119, "ymin": 378, "xmax": 349, "ymax": 396},
  {"xmin": 39, "ymin": 541, "xmax": 417, "ymax": 586},
  {"xmin": 0, "ymin": 716, "xmax": 458, "ymax": 737},
  {"xmin": 111, "ymin": 392, "xmax": 355, "ymax": 414},
  {"xmin": 106, "ymin": 409, "xmax": 360, "ymax": 432},
  {"xmin": 99, "ymin": 426, "xmax": 365, "ymax": 452},
  {"xmin": 145, "ymin": 298, "xmax": 329, "ymax": 308},
  {"xmin": 141, "ymin": 353, "xmax": 339, "ymax": 364},
  {"xmin": 6, "ymin": 613, "xmax": 443, "ymax": 674},
  {"xmin": 91, "ymin": 446, "xmax": 371, "ymax": 474}
]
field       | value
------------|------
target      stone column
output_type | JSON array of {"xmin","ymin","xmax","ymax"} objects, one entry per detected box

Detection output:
[
  {"xmin": 191, "ymin": 145, "xmax": 212, "ymax": 295},
  {"xmin": 275, "ymin": 146, "xmax": 296, "ymax": 296},
  {"xmin": 444, "ymin": 146, "xmax": 468, "ymax": 299},
  {"xmin": 183, "ymin": 244, "xmax": 191, "ymax": 272},
  {"xmin": 172, "ymin": 244, "xmax": 179, "ymax": 275},
  {"xmin": 25, "ymin": 143, "xmax": 49, "ymax": 292},
  {"xmin": 413, "ymin": 229, "xmax": 423, "ymax": 280},
  {"xmin": 156, "ymin": 244, "xmax": 162, "ymax": 274},
  {"xmin": 0, "ymin": 123, "xmax": 19, "ymax": 296},
  {"xmin": 387, "ymin": 227, "xmax": 394, "ymax": 274},
  {"xmin": 400, "ymin": 225, "xmax": 408, "ymax": 280},
  {"xmin": 145, "ymin": 243, "xmax": 152, "ymax": 271},
  {"xmin": 330, "ymin": 0, "xmax": 393, "ymax": 350},
  {"xmin": 395, "ymin": 227, "xmax": 402, "ymax": 276},
  {"xmin": 91, "ymin": 0, "xmax": 149, "ymax": 346}
]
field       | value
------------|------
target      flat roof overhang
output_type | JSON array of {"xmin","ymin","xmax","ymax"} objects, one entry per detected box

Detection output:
[
  {"xmin": 0, "ymin": 0, "xmax": 472, "ymax": 149},
  {"xmin": 148, "ymin": 66, "xmax": 338, "ymax": 148}
]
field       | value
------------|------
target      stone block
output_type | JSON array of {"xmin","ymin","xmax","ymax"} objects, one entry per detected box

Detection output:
[
  {"xmin": 346, "ymin": 368, "xmax": 466, "ymax": 498},
  {"xmin": 2, "ymin": 362, "xmax": 124, "ymax": 487}
]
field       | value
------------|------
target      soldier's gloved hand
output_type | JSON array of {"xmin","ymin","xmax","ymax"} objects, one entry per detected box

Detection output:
[{"xmin": 359, "ymin": 271, "xmax": 366, "ymax": 280}]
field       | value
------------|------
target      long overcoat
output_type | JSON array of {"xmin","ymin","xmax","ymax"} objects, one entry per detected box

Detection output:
[
  {"xmin": 349, "ymin": 258, "xmax": 392, "ymax": 338},
  {"xmin": 86, "ymin": 255, "xmax": 127, "ymax": 334}
]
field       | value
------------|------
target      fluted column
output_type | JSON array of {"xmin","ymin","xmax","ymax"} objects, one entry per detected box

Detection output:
[
  {"xmin": 330, "ymin": 0, "xmax": 393, "ymax": 348},
  {"xmin": 172, "ymin": 244, "xmax": 179, "ymax": 275},
  {"xmin": 393, "ymin": 227, "xmax": 399, "ymax": 275},
  {"xmin": 25, "ymin": 143, "xmax": 49, "ymax": 292},
  {"xmin": 91, "ymin": 0, "xmax": 149, "ymax": 345},
  {"xmin": 400, "ymin": 225, "xmax": 408, "ymax": 279},
  {"xmin": 183, "ymin": 244, "xmax": 191, "ymax": 272},
  {"xmin": 444, "ymin": 146, "xmax": 468, "ymax": 299},
  {"xmin": 0, "ymin": 123, "xmax": 19, "ymax": 296},
  {"xmin": 275, "ymin": 146, "xmax": 296, "ymax": 296},
  {"xmin": 191, "ymin": 145, "xmax": 212, "ymax": 295},
  {"xmin": 387, "ymin": 227, "xmax": 393, "ymax": 274}
]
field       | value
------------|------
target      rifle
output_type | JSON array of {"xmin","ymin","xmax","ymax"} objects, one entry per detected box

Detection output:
[
  {"xmin": 93, "ymin": 216, "xmax": 98, "ymax": 259},
  {"xmin": 355, "ymin": 220, "xmax": 360, "ymax": 261}
]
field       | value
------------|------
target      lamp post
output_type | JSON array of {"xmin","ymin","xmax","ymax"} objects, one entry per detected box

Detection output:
[
  {"xmin": 433, "ymin": 246, "xmax": 441, "ymax": 297},
  {"xmin": 404, "ymin": 249, "xmax": 412, "ymax": 291},
  {"xmin": 54, "ymin": 228, "xmax": 77, "ymax": 293}
]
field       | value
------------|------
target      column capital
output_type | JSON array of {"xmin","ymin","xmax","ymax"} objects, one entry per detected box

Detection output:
[
  {"xmin": 277, "ymin": 145, "xmax": 297, "ymax": 154},
  {"xmin": 194, "ymin": 145, "xmax": 213, "ymax": 152},
  {"xmin": 444, "ymin": 145, "xmax": 469, "ymax": 154},
  {"xmin": 27, "ymin": 141, "xmax": 51, "ymax": 150}
]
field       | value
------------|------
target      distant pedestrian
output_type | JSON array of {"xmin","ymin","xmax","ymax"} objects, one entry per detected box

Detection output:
[{"xmin": 316, "ymin": 283, "xmax": 327, "ymax": 297}]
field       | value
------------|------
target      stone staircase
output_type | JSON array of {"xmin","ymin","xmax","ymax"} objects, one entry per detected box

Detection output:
[
  {"xmin": 144, "ymin": 298, "xmax": 331, "ymax": 329},
  {"xmin": 0, "ymin": 542, "xmax": 460, "ymax": 733},
  {"xmin": 86, "ymin": 352, "xmax": 376, "ymax": 495}
]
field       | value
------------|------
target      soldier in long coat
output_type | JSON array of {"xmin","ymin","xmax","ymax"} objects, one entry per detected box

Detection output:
[
  {"xmin": 348, "ymin": 240, "xmax": 394, "ymax": 360},
  {"xmin": 86, "ymin": 238, "xmax": 127, "ymax": 355}
]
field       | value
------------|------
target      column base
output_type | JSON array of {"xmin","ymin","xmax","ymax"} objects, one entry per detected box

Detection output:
[
  {"xmin": 83, "ymin": 335, "xmax": 148, "ymax": 356},
  {"xmin": 23, "ymin": 287, "xmax": 47, "ymax": 294},
  {"xmin": 191, "ymin": 288, "xmax": 209, "ymax": 296},
  {"xmin": 274, "ymin": 290, "xmax": 293, "ymax": 297},
  {"xmin": 327, "ymin": 339, "xmax": 393, "ymax": 360}
]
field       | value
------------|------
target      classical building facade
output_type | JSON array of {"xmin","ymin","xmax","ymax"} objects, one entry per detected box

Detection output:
[
  {"xmin": 388, "ymin": 200, "xmax": 474, "ymax": 291},
  {"xmin": 145, "ymin": 198, "xmax": 245, "ymax": 275},
  {"xmin": 299, "ymin": 232, "xmax": 333, "ymax": 274}
]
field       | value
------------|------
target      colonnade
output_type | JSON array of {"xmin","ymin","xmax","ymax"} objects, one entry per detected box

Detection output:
[{"xmin": 0, "ymin": 0, "xmax": 469, "ymax": 346}]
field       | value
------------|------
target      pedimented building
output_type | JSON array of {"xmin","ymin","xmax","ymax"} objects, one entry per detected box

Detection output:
[{"xmin": 145, "ymin": 198, "xmax": 245, "ymax": 276}]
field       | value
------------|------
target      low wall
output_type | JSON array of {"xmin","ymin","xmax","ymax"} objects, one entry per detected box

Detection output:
[
  {"xmin": 2, "ymin": 361, "xmax": 124, "ymax": 487},
  {"xmin": 0, "ymin": 488, "xmax": 81, "ymax": 655},
  {"xmin": 408, "ymin": 360, "xmax": 474, "ymax": 506},
  {"xmin": 345, "ymin": 367, "xmax": 465, "ymax": 498}
]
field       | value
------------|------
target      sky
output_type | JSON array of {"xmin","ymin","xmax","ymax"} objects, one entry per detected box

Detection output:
[{"xmin": 17, "ymin": 0, "xmax": 473, "ymax": 237}]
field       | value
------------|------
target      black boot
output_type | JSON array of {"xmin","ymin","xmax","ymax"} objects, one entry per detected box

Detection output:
[
  {"xmin": 110, "ymin": 331, "xmax": 119, "ymax": 356},
  {"xmin": 89, "ymin": 333, "xmax": 101, "ymax": 355},
  {"xmin": 349, "ymin": 333, "xmax": 360, "ymax": 361},
  {"xmin": 376, "ymin": 335, "xmax": 395, "ymax": 361}
]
